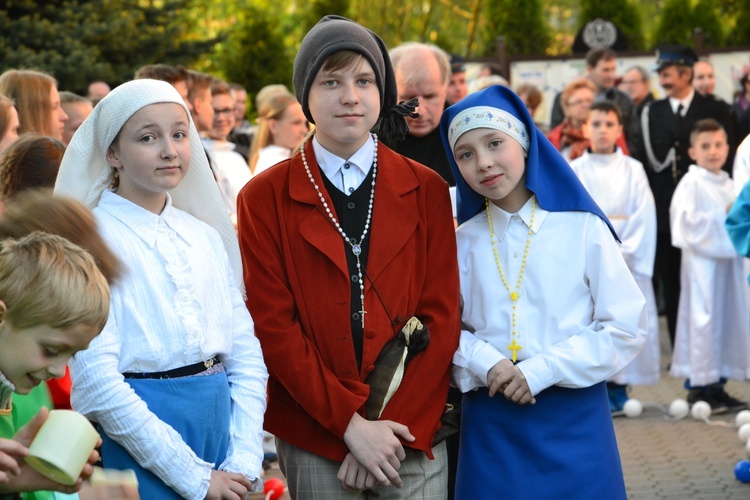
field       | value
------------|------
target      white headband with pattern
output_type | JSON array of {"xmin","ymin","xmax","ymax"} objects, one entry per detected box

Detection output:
[{"xmin": 448, "ymin": 106, "xmax": 530, "ymax": 152}]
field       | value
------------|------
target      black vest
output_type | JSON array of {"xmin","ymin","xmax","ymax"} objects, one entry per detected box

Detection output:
[{"xmin": 320, "ymin": 163, "xmax": 375, "ymax": 370}]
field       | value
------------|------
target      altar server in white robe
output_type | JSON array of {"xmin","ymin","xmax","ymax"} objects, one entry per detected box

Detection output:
[
  {"xmin": 670, "ymin": 118, "xmax": 750, "ymax": 413},
  {"xmin": 571, "ymin": 101, "xmax": 659, "ymax": 412},
  {"xmin": 439, "ymin": 85, "xmax": 647, "ymax": 500}
]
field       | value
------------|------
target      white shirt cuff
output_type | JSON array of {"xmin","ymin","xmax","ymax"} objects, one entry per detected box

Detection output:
[{"xmin": 469, "ymin": 342, "xmax": 506, "ymax": 386}]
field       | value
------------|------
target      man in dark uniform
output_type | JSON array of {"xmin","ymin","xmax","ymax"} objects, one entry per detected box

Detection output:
[{"xmin": 636, "ymin": 45, "xmax": 735, "ymax": 349}]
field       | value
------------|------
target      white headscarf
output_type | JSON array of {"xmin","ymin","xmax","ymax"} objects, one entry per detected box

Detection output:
[{"xmin": 54, "ymin": 79, "xmax": 245, "ymax": 293}]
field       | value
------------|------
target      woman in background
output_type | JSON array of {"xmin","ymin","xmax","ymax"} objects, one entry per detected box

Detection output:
[
  {"xmin": 0, "ymin": 69, "xmax": 68, "ymax": 141},
  {"xmin": 248, "ymin": 92, "xmax": 308, "ymax": 176}
]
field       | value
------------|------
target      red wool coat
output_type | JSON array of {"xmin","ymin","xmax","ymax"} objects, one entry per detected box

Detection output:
[{"xmin": 237, "ymin": 140, "xmax": 461, "ymax": 461}]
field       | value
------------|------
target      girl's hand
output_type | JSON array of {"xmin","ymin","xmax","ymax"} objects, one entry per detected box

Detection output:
[
  {"xmin": 487, "ymin": 359, "xmax": 536, "ymax": 405},
  {"xmin": 205, "ymin": 470, "xmax": 253, "ymax": 499}
]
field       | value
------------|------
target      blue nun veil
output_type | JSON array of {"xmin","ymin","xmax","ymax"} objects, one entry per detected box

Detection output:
[{"xmin": 439, "ymin": 85, "xmax": 616, "ymax": 239}]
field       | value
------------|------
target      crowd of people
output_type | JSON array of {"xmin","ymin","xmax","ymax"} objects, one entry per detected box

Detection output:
[{"xmin": 1, "ymin": 14, "xmax": 750, "ymax": 500}]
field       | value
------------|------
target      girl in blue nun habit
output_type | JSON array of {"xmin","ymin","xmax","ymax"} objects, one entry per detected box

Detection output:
[{"xmin": 439, "ymin": 85, "xmax": 648, "ymax": 500}]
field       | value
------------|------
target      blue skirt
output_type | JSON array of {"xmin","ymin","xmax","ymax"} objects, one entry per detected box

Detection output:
[
  {"xmin": 100, "ymin": 370, "xmax": 231, "ymax": 499},
  {"xmin": 456, "ymin": 382, "xmax": 626, "ymax": 500}
]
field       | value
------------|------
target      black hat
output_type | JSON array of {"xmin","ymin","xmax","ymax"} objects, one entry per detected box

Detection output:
[
  {"xmin": 292, "ymin": 15, "xmax": 416, "ymax": 143},
  {"xmin": 655, "ymin": 45, "xmax": 697, "ymax": 72}
]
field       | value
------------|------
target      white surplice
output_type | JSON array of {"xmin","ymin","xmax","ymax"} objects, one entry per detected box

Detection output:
[
  {"xmin": 453, "ymin": 196, "xmax": 648, "ymax": 396},
  {"xmin": 570, "ymin": 149, "xmax": 660, "ymax": 385},
  {"xmin": 669, "ymin": 165, "xmax": 750, "ymax": 385}
]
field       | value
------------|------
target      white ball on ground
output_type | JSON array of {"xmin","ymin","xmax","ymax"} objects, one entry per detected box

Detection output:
[
  {"xmin": 690, "ymin": 400, "xmax": 711, "ymax": 420},
  {"xmin": 738, "ymin": 424, "xmax": 750, "ymax": 443},
  {"xmin": 623, "ymin": 398, "xmax": 643, "ymax": 418},
  {"xmin": 668, "ymin": 399, "xmax": 689, "ymax": 419},
  {"xmin": 736, "ymin": 410, "xmax": 750, "ymax": 427}
]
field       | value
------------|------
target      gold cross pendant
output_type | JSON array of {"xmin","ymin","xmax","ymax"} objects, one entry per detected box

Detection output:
[{"xmin": 507, "ymin": 338, "xmax": 523, "ymax": 363}]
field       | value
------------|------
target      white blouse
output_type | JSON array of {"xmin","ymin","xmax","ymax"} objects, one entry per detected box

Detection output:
[
  {"xmin": 453, "ymin": 197, "xmax": 647, "ymax": 396},
  {"xmin": 70, "ymin": 191, "xmax": 267, "ymax": 500}
]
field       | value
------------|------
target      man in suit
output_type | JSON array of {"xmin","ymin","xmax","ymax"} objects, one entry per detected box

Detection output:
[
  {"xmin": 636, "ymin": 45, "xmax": 735, "ymax": 349},
  {"xmin": 551, "ymin": 48, "xmax": 635, "ymax": 149}
]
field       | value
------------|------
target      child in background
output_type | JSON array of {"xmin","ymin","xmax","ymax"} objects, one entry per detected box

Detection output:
[
  {"xmin": 570, "ymin": 101, "xmax": 659, "ymax": 412},
  {"xmin": 0, "ymin": 232, "xmax": 110, "ymax": 498},
  {"xmin": 670, "ymin": 118, "xmax": 750, "ymax": 413},
  {"xmin": 55, "ymin": 79, "xmax": 268, "ymax": 499},
  {"xmin": 440, "ymin": 85, "xmax": 647, "ymax": 499},
  {"xmin": 0, "ymin": 190, "xmax": 123, "ymax": 413}
]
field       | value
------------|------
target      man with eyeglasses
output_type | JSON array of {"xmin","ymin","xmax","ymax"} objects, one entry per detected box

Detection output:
[
  {"xmin": 202, "ymin": 79, "xmax": 252, "ymax": 223},
  {"xmin": 620, "ymin": 66, "xmax": 654, "ymax": 119}
]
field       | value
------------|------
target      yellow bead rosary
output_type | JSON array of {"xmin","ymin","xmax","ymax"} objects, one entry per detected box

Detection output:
[{"xmin": 485, "ymin": 197, "xmax": 536, "ymax": 362}]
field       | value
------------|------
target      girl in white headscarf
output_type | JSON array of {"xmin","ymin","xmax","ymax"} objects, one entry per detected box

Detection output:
[{"xmin": 55, "ymin": 79, "xmax": 267, "ymax": 500}]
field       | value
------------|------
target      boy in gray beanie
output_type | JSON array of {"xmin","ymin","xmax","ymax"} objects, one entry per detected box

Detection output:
[{"xmin": 237, "ymin": 15, "xmax": 460, "ymax": 498}]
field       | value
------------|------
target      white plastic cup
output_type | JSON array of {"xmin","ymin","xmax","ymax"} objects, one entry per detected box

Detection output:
[{"xmin": 26, "ymin": 410, "xmax": 99, "ymax": 485}]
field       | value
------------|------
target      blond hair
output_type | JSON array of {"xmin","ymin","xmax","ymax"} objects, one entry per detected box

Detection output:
[
  {"xmin": 0, "ymin": 70, "xmax": 57, "ymax": 136},
  {"xmin": 0, "ymin": 232, "xmax": 110, "ymax": 331},
  {"xmin": 248, "ymin": 93, "xmax": 298, "ymax": 174}
]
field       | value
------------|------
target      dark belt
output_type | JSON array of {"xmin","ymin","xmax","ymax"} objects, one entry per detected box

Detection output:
[{"xmin": 123, "ymin": 356, "xmax": 221, "ymax": 380}]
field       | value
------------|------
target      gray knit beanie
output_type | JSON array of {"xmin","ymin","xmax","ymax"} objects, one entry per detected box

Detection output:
[{"xmin": 293, "ymin": 15, "xmax": 416, "ymax": 143}]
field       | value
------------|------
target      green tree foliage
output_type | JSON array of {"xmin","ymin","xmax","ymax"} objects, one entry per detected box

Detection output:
[
  {"xmin": 727, "ymin": 0, "xmax": 750, "ymax": 45},
  {"xmin": 692, "ymin": 0, "xmax": 725, "ymax": 47},
  {"xmin": 653, "ymin": 0, "xmax": 699, "ymax": 47},
  {"xmin": 217, "ymin": 5, "xmax": 293, "ymax": 116},
  {"xmin": 0, "ymin": 0, "xmax": 216, "ymax": 94},
  {"xmin": 6, "ymin": 0, "xmax": 750, "ymax": 97},
  {"xmin": 652, "ymin": 0, "xmax": 725, "ymax": 48},
  {"xmin": 578, "ymin": 0, "xmax": 645, "ymax": 50},
  {"xmin": 482, "ymin": 0, "xmax": 551, "ymax": 56},
  {"xmin": 299, "ymin": 0, "xmax": 351, "ymax": 37}
]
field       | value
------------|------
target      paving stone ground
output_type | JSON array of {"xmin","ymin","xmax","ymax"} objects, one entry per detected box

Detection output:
[
  {"xmin": 253, "ymin": 318, "xmax": 750, "ymax": 499},
  {"xmin": 615, "ymin": 318, "xmax": 750, "ymax": 499}
]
